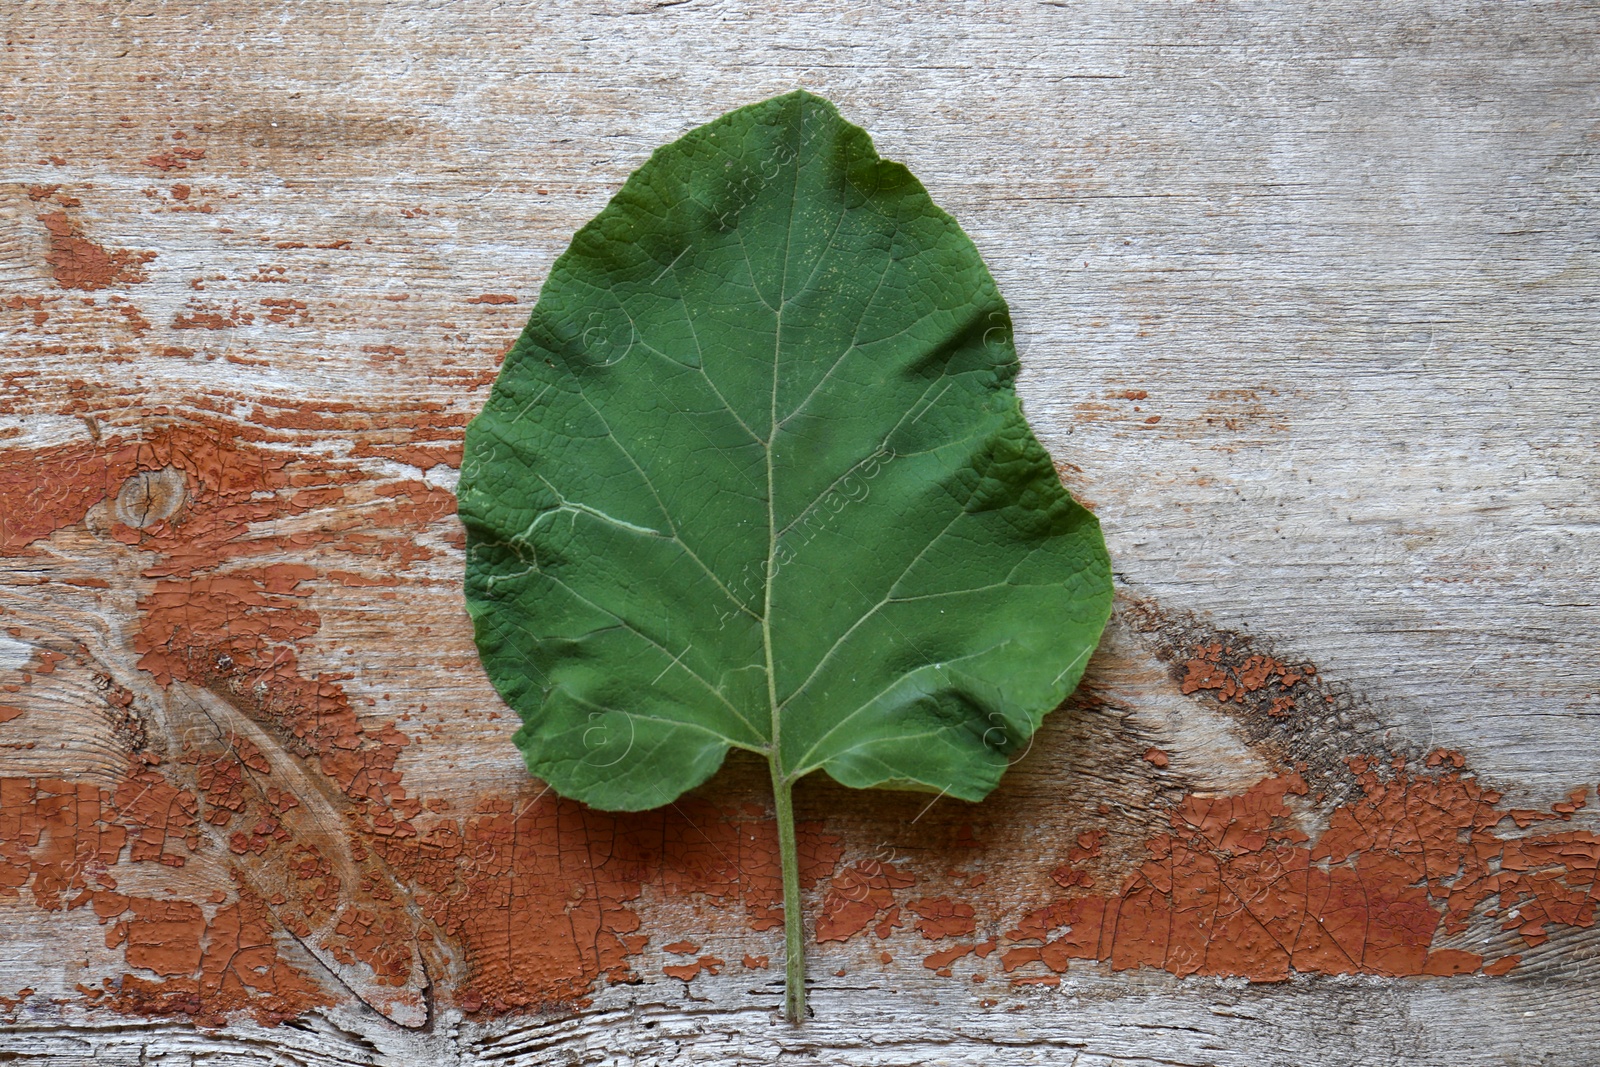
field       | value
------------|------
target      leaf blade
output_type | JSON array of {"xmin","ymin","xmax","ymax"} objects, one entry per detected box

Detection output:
[{"xmin": 459, "ymin": 90, "xmax": 1112, "ymax": 813}]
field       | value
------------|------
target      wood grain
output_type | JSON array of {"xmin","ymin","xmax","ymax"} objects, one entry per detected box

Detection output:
[{"xmin": 1, "ymin": 1, "xmax": 1596, "ymax": 1063}]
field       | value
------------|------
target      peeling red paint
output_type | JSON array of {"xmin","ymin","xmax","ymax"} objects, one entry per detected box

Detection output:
[
  {"xmin": 3, "ymin": 730, "xmax": 1592, "ymax": 1023},
  {"xmin": 1482, "ymin": 955, "xmax": 1521, "ymax": 977},
  {"xmin": 0, "ymin": 415, "xmax": 461, "ymax": 1023},
  {"xmin": 348, "ymin": 440, "xmax": 463, "ymax": 471},
  {"xmin": 1180, "ymin": 643, "xmax": 1304, "ymax": 707},
  {"xmin": 114, "ymin": 759, "xmax": 200, "ymax": 865},
  {"xmin": 0, "ymin": 776, "xmax": 329, "ymax": 1024},
  {"xmin": 171, "ymin": 303, "xmax": 254, "ymax": 330},
  {"xmin": 0, "ymin": 454, "xmax": 111, "ymax": 553},
  {"xmin": 260, "ymin": 297, "xmax": 311, "ymax": 326},
  {"xmin": 987, "ymin": 759, "xmax": 1598, "ymax": 983},
  {"xmin": 908, "ymin": 896, "xmax": 977, "ymax": 940},
  {"xmin": 40, "ymin": 211, "xmax": 156, "ymax": 290},
  {"xmin": 664, "ymin": 954, "xmax": 724, "ymax": 982},
  {"xmin": 384, "ymin": 795, "xmax": 837, "ymax": 1012},
  {"xmin": 105, "ymin": 889, "xmax": 330, "ymax": 1025},
  {"xmin": 143, "ymin": 146, "xmax": 205, "ymax": 171},
  {"xmin": 923, "ymin": 943, "xmax": 974, "ymax": 973},
  {"xmin": 3, "ymin": 403, "xmax": 1593, "ymax": 1028},
  {"xmin": 816, "ymin": 859, "xmax": 914, "ymax": 943}
]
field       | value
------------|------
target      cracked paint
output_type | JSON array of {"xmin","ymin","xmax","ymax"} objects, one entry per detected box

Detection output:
[
  {"xmin": 0, "ymin": 775, "xmax": 330, "ymax": 1025},
  {"xmin": 0, "ymin": 415, "xmax": 1595, "ymax": 1026},
  {"xmin": 39, "ymin": 210, "xmax": 156, "ymax": 292},
  {"xmin": 984, "ymin": 758, "xmax": 1596, "ymax": 983}
]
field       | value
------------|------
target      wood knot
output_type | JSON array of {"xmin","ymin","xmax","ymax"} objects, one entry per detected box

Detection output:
[{"xmin": 113, "ymin": 466, "xmax": 187, "ymax": 528}]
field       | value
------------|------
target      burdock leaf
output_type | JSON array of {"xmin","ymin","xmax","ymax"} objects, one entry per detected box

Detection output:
[{"xmin": 458, "ymin": 90, "xmax": 1112, "ymax": 1022}]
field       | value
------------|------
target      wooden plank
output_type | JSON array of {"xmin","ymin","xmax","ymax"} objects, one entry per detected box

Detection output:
[{"xmin": 0, "ymin": 1, "xmax": 1595, "ymax": 1062}]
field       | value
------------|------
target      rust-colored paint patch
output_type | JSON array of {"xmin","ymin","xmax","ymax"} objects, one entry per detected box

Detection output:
[
  {"xmin": 105, "ymin": 422, "xmax": 452, "ymax": 1020},
  {"xmin": 370, "ymin": 796, "xmax": 839, "ymax": 1013},
  {"xmin": 143, "ymin": 146, "xmax": 206, "ymax": 172},
  {"xmin": 0, "ymin": 439, "xmax": 132, "ymax": 554},
  {"xmin": 3, "ymin": 398, "xmax": 1593, "ymax": 1028},
  {"xmin": 110, "ymin": 891, "xmax": 328, "ymax": 1025},
  {"xmin": 114, "ymin": 757, "xmax": 200, "ymax": 865},
  {"xmin": 1180, "ymin": 642, "xmax": 1306, "ymax": 712},
  {"xmin": 664, "ymin": 955, "xmax": 725, "ymax": 982},
  {"xmin": 171, "ymin": 302, "xmax": 255, "ymax": 330},
  {"xmin": 40, "ymin": 211, "xmax": 156, "ymax": 290},
  {"xmin": 1, "ymin": 414, "xmax": 459, "ymax": 1024},
  {"xmin": 1482, "ymin": 955, "xmax": 1521, "ymax": 977},
  {"xmin": 816, "ymin": 859, "xmax": 914, "ymax": 943},
  {"xmin": 4, "ymin": 603, "xmax": 1596, "ymax": 1025},
  {"xmin": 987, "ymin": 758, "xmax": 1595, "ymax": 983},
  {"xmin": 908, "ymin": 896, "xmax": 977, "ymax": 940},
  {"xmin": 0, "ymin": 776, "xmax": 330, "ymax": 1024}
]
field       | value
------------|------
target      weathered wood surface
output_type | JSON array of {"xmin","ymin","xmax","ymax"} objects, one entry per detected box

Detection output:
[{"xmin": 1, "ymin": 1, "xmax": 1597, "ymax": 1063}]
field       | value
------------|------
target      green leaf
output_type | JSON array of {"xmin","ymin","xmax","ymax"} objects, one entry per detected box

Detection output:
[{"xmin": 458, "ymin": 90, "xmax": 1112, "ymax": 1021}]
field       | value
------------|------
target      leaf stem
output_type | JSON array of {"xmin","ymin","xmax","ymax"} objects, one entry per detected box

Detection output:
[{"xmin": 770, "ymin": 763, "xmax": 805, "ymax": 1024}]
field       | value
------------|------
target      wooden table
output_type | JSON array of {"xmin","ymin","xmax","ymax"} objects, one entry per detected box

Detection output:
[{"xmin": 2, "ymin": 2, "xmax": 1596, "ymax": 1062}]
